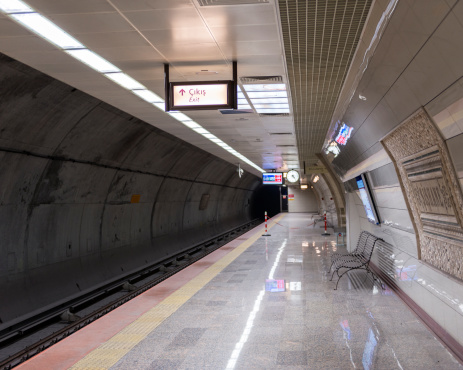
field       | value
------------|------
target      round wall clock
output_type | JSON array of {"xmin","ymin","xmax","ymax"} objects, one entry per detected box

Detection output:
[{"xmin": 286, "ymin": 170, "xmax": 300, "ymax": 183}]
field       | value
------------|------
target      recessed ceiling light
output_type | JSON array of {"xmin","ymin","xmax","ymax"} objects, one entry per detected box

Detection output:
[
  {"xmin": 193, "ymin": 127, "xmax": 209, "ymax": 135},
  {"xmin": 11, "ymin": 13, "xmax": 84, "ymax": 49},
  {"xmin": 180, "ymin": 121, "xmax": 199, "ymax": 129},
  {"xmin": 0, "ymin": 0, "xmax": 33, "ymax": 13},
  {"xmin": 65, "ymin": 49, "xmax": 120, "ymax": 73},
  {"xmin": 132, "ymin": 89, "xmax": 163, "ymax": 103},
  {"xmin": 104, "ymin": 72, "xmax": 145, "ymax": 90},
  {"xmin": 168, "ymin": 111, "xmax": 191, "ymax": 122}
]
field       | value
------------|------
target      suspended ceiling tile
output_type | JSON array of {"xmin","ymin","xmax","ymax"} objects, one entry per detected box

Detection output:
[
  {"xmin": 122, "ymin": 9, "xmax": 205, "ymax": 31},
  {"xmin": 76, "ymin": 31, "xmax": 150, "ymax": 49},
  {"xmin": 154, "ymin": 42, "xmax": 223, "ymax": 61},
  {"xmin": 110, "ymin": 0, "xmax": 193, "ymax": 12},
  {"xmin": 199, "ymin": 4, "xmax": 276, "ymax": 27},
  {"xmin": 143, "ymin": 27, "xmax": 215, "ymax": 46},
  {"xmin": 27, "ymin": 0, "xmax": 115, "ymax": 14},
  {"xmin": 50, "ymin": 13, "xmax": 133, "ymax": 34},
  {"xmin": 218, "ymin": 40, "xmax": 281, "ymax": 58},
  {"xmin": 95, "ymin": 46, "xmax": 164, "ymax": 62},
  {"xmin": 210, "ymin": 24, "xmax": 279, "ymax": 42}
]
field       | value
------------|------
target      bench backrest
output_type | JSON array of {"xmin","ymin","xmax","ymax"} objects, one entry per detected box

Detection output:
[
  {"xmin": 359, "ymin": 235, "xmax": 382, "ymax": 262},
  {"xmin": 353, "ymin": 231, "xmax": 369, "ymax": 254}
]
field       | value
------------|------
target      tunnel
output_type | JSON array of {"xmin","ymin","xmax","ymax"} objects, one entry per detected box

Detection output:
[{"xmin": 1, "ymin": 0, "xmax": 463, "ymax": 368}]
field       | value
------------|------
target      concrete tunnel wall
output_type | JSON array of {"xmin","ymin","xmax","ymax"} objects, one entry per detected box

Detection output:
[{"xmin": 0, "ymin": 53, "xmax": 262, "ymax": 327}]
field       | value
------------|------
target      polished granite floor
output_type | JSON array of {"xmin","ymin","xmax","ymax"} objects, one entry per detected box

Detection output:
[{"xmin": 111, "ymin": 213, "xmax": 462, "ymax": 369}]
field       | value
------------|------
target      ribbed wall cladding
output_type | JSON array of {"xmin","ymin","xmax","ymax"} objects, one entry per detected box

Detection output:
[{"xmin": 0, "ymin": 53, "xmax": 261, "ymax": 326}]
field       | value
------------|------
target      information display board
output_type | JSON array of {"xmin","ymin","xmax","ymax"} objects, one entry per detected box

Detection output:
[
  {"xmin": 356, "ymin": 174, "xmax": 380, "ymax": 225},
  {"xmin": 262, "ymin": 173, "xmax": 283, "ymax": 185},
  {"xmin": 169, "ymin": 81, "xmax": 235, "ymax": 110}
]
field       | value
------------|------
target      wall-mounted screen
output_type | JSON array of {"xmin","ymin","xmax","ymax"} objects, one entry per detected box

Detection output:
[
  {"xmin": 356, "ymin": 174, "xmax": 380, "ymax": 225},
  {"xmin": 263, "ymin": 173, "xmax": 283, "ymax": 185}
]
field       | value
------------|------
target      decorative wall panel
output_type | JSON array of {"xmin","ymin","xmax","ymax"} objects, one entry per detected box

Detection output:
[{"xmin": 381, "ymin": 109, "xmax": 463, "ymax": 280}]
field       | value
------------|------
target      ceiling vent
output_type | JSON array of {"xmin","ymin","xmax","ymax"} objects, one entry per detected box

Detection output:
[
  {"xmin": 259, "ymin": 113, "xmax": 290, "ymax": 117},
  {"xmin": 241, "ymin": 76, "xmax": 283, "ymax": 84},
  {"xmin": 269, "ymin": 132, "xmax": 293, "ymax": 136},
  {"xmin": 276, "ymin": 145, "xmax": 295, "ymax": 147},
  {"xmin": 197, "ymin": 0, "xmax": 269, "ymax": 6}
]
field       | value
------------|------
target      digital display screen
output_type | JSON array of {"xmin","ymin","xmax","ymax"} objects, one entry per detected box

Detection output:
[
  {"xmin": 263, "ymin": 173, "xmax": 283, "ymax": 185},
  {"xmin": 356, "ymin": 175, "xmax": 380, "ymax": 225}
]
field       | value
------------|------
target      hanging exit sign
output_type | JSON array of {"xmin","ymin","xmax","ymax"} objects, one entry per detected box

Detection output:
[{"xmin": 169, "ymin": 81, "xmax": 236, "ymax": 111}]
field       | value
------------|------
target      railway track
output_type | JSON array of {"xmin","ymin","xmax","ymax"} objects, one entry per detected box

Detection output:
[{"xmin": 0, "ymin": 219, "xmax": 261, "ymax": 369}]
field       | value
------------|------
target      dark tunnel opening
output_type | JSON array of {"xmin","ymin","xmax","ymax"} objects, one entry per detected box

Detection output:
[{"xmin": 251, "ymin": 185, "xmax": 282, "ymax": 220}]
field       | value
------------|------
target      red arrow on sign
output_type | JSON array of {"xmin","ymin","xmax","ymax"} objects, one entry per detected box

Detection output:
[{"xmin": 179, "ymin": 89, "xmax": 186, "ymax": 96}]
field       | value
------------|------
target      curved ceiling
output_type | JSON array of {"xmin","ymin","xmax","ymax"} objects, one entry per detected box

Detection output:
[{"xmin": 0, "ymin": 0, "xmax": 374, "ymax": 179}]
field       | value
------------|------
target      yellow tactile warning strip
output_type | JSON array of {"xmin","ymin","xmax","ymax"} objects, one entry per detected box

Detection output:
[{"xmin": 71, "ymin": 214, "xmax": 286, "ymax": 370}]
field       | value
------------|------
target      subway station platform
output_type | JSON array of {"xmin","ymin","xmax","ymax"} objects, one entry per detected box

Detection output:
[{"xmin": 18, "ymin": 213, "xmax": 462, "ymax": 370}]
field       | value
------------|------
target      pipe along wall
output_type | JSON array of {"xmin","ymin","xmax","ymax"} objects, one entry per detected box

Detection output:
[{"xmin": 0, "ymin": 53, "xmax": 272, "ymax": 327}]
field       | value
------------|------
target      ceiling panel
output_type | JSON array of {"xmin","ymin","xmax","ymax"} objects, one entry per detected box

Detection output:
[
  {"xmin": 123, "ymin": 8, "xmax": 205, "ymax": 30},
  {"xmin": 199, "ymin": 4, "xmax": 276, "ymax": 26},
  {"xmin": 210, "ymin": 24, "xmax": 279, "ymax": 42},
  {"xmin": 50, "ymin": 13, "xmax": 133, "ymax": 34},
  {"xmin": 110, "ymin": 0, "xmax": 194, "ymax": 12},
  {"xmin": 278, "ymin": 0, "xmax": 372, "ymax": 164},
  {"xmin": 143, "ymin": 27, "xmax": 214, "ymax": 45},
  {"xmin": 75, "ymin": 31, "xmax": 150, "ymax": 49},
  {"xmin": 27, "ymin": 0, "xmax": 115, "ymax": 14}
]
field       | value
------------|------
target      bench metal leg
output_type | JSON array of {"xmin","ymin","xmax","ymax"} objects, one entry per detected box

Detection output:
[
  {"xmin": 327, "ymin": 260, "xmax": 335, "ymax": 273},
  {"xmin": 330, "ymin": 269, "xmax": 338, "ymax": 281}
]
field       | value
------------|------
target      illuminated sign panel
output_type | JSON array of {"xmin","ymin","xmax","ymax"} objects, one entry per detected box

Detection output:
[
  {"xmin": 335, "ymin": 123, "xmax": 353, "ymax": 145},
  {"xmin": 262, "ymin": 173, "xmax": 283, "ymax": 185},
  {"xmin": 169, "ymin": 81, "xmax": 235, "ymax": 110},
  {"xmin": 356, "ymin": 174, "xmax": 380, "ymax": 225}
]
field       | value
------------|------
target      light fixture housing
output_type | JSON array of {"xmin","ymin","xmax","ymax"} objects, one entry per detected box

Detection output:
[
  {"xmin": 104, "ymin": 72, "xmax": 145, "ymax": 90},
  {"xmin": 65, "ymin": 49, "xmax": 120, "ymax": 73},
  {"xmin": 11, "ymin": 13, "xmax": 84, "ymax": 49}
]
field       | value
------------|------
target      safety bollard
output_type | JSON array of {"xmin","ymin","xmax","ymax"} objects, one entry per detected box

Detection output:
[
  {"xmin": 262, "ymin": 211, "xmax": 271, "ymax": 236},
  {"xmin": 321, "ymin": 211, "xmax": 330, "ymax": 236}
]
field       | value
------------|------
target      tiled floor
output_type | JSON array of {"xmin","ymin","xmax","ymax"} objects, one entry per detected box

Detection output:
[{"xmin": 107, "ymin": 213, "xmax": 461, "ymax": 369}]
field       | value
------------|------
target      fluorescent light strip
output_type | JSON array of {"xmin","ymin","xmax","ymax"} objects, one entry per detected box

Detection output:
[
  {"xmin": 167, "ymin": 111, "xmax": 191, "ymax": 122},
  {"xmin": 132, "ymin": 89, "xmax": 163, "ymax": 103},
  {"xmin": 65, "ymin": 49, "xmax": 120, "ymax": 73},
  {"xmin": 11, "ymin": 13, "xmax": 84, "ymax": 49},
  {"xmin": 0, "ymin": 0, "xmax": 265, "ymax": 173},
  {"xmin": 104, "ymin": 72, "xmax": 145, "ymax": 90},
  {"xmin": 0, "ymin": 0, "xmax": 32, "ymax": 13}
]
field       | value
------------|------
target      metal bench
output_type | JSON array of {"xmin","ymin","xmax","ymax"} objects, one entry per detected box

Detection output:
[
  {"xmin": 328, "ymin": 231, "xmax": 372, "ymax": 273},
  {"xmin": 330, "ymin": 233, "xmax": 382, "ymax": 290}
]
